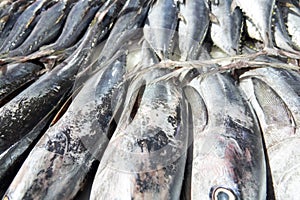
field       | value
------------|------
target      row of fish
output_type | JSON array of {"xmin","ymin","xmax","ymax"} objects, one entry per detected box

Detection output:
[{"xmin": 0, "ymin": 0, "xmax": 300, "ymax": 199}]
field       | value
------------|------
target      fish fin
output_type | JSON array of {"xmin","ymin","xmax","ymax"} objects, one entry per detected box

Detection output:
[{"xmin": 209, "ymin": 13, "xmax": 219, "ymax": 25}]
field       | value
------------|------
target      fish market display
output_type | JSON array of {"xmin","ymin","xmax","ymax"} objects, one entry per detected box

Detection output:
[{"xmin": 0, "ymin": 0, "xmax": 299, "ymax": 199}]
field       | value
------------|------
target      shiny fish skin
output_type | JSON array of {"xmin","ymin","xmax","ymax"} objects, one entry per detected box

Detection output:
[
  {"xmin": 233, "ymin": 0, "xmax": 276, "ymax": 48},
  {"xmin": 286, "ymin": 7, "xmax": 300, "ymax": 49},
  {"xmin": 8, "ymin": 0, "xmax": 72, "ymax": 57},
  {"xmin": 187, "ymin": 73, "xmax": 266, "ymax": 200},
  {"xmin": 90, "ymin": 68, "xmax": 189, "ymax": 200},
  {"xmin": 210, "ymin": 0, "xmax": 243, "ymax": 55},
  {"xmin": 178, "ymin": 0, "xmax": 209, "ymax": 60},
  {"xmin": 42, "ymin": 0, "xmax": 104, "ymax": 51},
  {"xmin": 144, "ymin": 0, "xmax": 179, "ymax": 59},
  {"xmin": 0, "ymin": 3, "xmax": 114, "ymax": 155},
  {"xmin": 4, "ymin": 55, "xmax": 126, "ymax": 200},
  {"xmin": 0, "ymin": 62, "xmax": 43, "ymax": 105},
  {"xmin": 0, "ymin": 0, "xmax": 53, "ymax": 53},
  {"xmin": 239, "ymin": 68, "xmax": 300, "ymax": 200}
]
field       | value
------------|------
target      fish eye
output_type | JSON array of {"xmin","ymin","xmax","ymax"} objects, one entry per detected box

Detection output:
[{"xmin": 211, "ymin": 187, "xmax": 237, "ymax": 200}]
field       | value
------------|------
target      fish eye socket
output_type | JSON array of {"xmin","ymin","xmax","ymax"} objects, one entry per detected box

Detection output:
[{"xmin": 212, "ymin": 187, "xmax": 237, "ymax": 200}]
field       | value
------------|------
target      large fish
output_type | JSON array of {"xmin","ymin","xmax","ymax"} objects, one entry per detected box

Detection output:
[
  {"xmin": 90, "ymin": 68, "xmax": 190, "ymax": 200},
  {"xmin": 185, "ymin": 73, "xmax": 266, "ymax": 199},
  {"xmin": 178, "ymin": 0, "xmax": 209, "ymax": 60},
  {"xmin": 3, "ymin": 54, "xmax": 126, "ymax": 200},
  {"xmin": 0, "ymin": 3, "xmax": 113, "ymax": 155},
  {"xmin": 239, "ymin": 67, "xmax": 300, "ymax": 200},
  {"xmin": 144, "ymin": 0, "xmax": 179, "ymax": 60},
  {"xmin": 210, "ymin": 0, "xmax": 243, "ymax": 56}
]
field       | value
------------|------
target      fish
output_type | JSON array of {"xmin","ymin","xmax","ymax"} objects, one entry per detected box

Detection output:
[
  {"xmin": 186, "ymin": 73, "xmax": 266, "ymax": 199},
  {"xmin": 239, "ymin": 67, "xmax": 300, "ymax": 200},
  {"xmin": 273, "ymin": 5, "xmax": 300, "ymax": 53},
  {"xmin": 0, "ymin": 0, "xmax": 32, "ymax": 45},
  {"xmin": 96, "ymin": 0, "xmax": 151, "ymax": 65},
  {"xmin": 41, "ymin": 0, "xmax": 104, "ymax": 51},
  {"xmin": 210, "ymin": 0, "xmax": 243, "ymax": 55},
  {"xmin": 3, "ymin": 54, "xmax": 126, "ymax": 200},
  {"xmin": 286, "ymin": 6, "xmax": 300, "ymax": 49},
  {"xmin": 90, "ymin": 68, "xmax": 190, "ymax": 200},
  {"xmin": 232, "ymin": 0, "xmax": 276, "ymax": 48},
  {"xmin": 0, "ymin": 101, "xmax": 57, "ymax": 197},
  {"xmin": 0, "ymin": 0, "xmax": 54, "ymax": 53},
  {"xmin": 0, "ymin": 62, "xmax": 44, "ymax": 106},
  {"xmin": 144, "ymin": 0, "xmax": 179, "ymax": 60},
  {"xmin": 178, "ymin": 0, "xmax": 209, "ymax": 60},
  {"xmin": 0, "ymin": 2, "xmax": 114, "ymax": 155},
  {"xmin": 8, "ymin": 0, "xmax": 74, "ymax": 57}
]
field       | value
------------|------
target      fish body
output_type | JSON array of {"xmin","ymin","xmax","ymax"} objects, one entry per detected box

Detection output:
[
  {"xmin": 42, "ymin": 0, "xmax": 103, "ymax": 51},
  {"xmin": 9, "ymin": 0, "xmax": 72, "ymax": 56},
  {"xmin": 144, "ymin": 0, "xmax": 179, "ymax": 59},
  {"xmin": 0, "ymin": 62, "xmax": 43, "ymax": 106},
  {"xmin": 187, "ymin": 73, "xmax": 266, "ymax": 199},
  {"xmin": 286, "ymin": 7, "xmax": 300, "ymax": 49},
  {"xmin": 210, "ymin": 0, "xmax": 243, "ymax": 55},
  {"xmin": 239, "ymin": 67, "xmax": 300, "ymax": 200},
  {"xmin": 0, "ymin": 0, "xmax": 53, "ymax": 53},
  {"xmin": 178, "ymin": 0, "xmax": 209, "ymax": 60},
  {"xmin": 90, "ymin": 68, "xmax": 189, "ymax": 200},
  {"xmin": 4, "ymin": 55, "xmax": 126, "ymax": 200},
  {"xmin": 234, "ymin": 0, "xmax": 276, "ymax": 48}
]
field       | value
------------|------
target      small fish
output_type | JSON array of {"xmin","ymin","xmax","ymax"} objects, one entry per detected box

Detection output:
[
  {"xmin": 8, "ymin": 0, "xmax": 72, "ymax": 57},
  {"xmin": 187, "ymin": 73, "xmax": 266, "ymax": 199},
  {"xmin": 0, "ymin": 0, "xmax": 54, "ymax": 53},
  {"xmin": 3, "ymin": 54, "xmax": 126, "ymax": 200},
  {"xmin": 144, "ymin": 0, "xmax": 179, "ymax": 60},
  {"xmin": 286, "ymin": 6, "xmax": 300, "ymax": 49},
  {"xmin": 210, "ymin": 0, "xmax": 243, "ymax": 55},
  {"xmin": 239, "ymin": 67, "xmax": 300, "ymax": 200},
  {"xmin": 90, "ymin": 68, "xmax": 189, "ymax": 200},
  {"xmin": 178, "ymin": 0, "xmax": 209, "ymax": 60},
  {"xmin": 42, "ymin": 0, "xmax": 104, "ymax": 51},
  {"xmin": 233, "ymin": 0, "xmax": 276, "ymax": 48},
  {"xmin": 0, "ymin": 62, "xmax": 44, "ymax": 106}
]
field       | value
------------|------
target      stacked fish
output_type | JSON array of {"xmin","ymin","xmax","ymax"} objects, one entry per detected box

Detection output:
[{"xmin": 0, "ymin": 0, "xmax": 299, "ymax": 199}]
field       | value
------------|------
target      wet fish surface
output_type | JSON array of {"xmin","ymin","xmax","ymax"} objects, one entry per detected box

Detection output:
[{"xmin": 186, "ymin": 73, "xmax": 266, "ymax": 200}]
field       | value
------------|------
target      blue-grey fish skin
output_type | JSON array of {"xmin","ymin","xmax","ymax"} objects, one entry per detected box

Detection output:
[
  {"xmin": 188, "ymin": 73, "xmax": 266, "ymax": 200},
  {"xmin": 8, "ymin": 0, "xmax": 72, "ymax": 57},
  {"xmin": 3, "ymin": 55, "xmax": 126, "ymax": 200},
  {"xmin": 0, "ymin": 62, "xmax": 43, "ymax": 105},
  {"xmin": 210, "ymin": 0, "xmax": 243, "ymax": 55},
  {"xmin": 144, "ymin": 0, "xmax": 179, "ymax": 59},
  {"xmin": 239, "ymin": 67, "xmax": 300, "ymax": 200},
  {"xmin": 43, "ymin": 0, "xmax": 104, "ymax": 51},
  {"xmin": 0, "ymin": 0, "xmax": 53, "ymax": 53},
  {"xmin": 178, "ymin": 0, "xmax": 209, "ymax": 60},
  {"xmin": 90, "ymin": 68, "xmax": 189, "ymax": 200},
  {"xmin": 0, "ymin": 2, "xmax": 114, "ymax": 155}
]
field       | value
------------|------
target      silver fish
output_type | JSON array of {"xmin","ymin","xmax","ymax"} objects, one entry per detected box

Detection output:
[
  {"xmin": 187, "ymin": 73, "xmax": 266, "ymax": 200},
  {"xmin": 90, "ymin": 68, "xmax": 189, "ymax": 200},
  {"xmin": 233, "ymin": 0, "xmax": 276, "ymax": 48},
  {"xmin": 3, "ymin": 54, "xmax": 126, "ymax": 200},
  {"xmin": 144, "ymin": 0, "xmax": 179, "ymax": 59},
  {"xmin": 286, "ymin": 6, "xmax": 300, "ymax": 49},
  {"xmin": 178, "ymin": 0, "xmax": 209, "ymax": 60},
  {"xmin": 239, "ymin": 67, "xmax": 300, "ymax": 200},
  {"xmin": 210, "ymin": 0, "xmax": 243, "ymax": 55}
]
